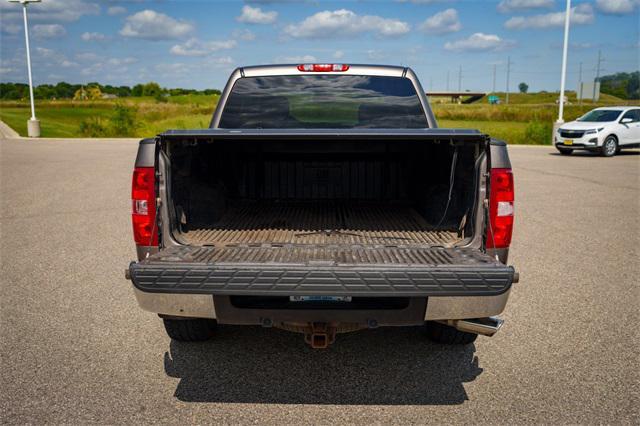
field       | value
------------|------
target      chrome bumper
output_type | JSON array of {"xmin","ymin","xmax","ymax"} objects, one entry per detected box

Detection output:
[{"xmin": 132, "ymin": 286, "xmax": 511, "ymax": 322}]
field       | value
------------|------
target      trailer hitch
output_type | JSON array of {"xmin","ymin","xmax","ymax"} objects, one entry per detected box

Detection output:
[{"xmin": 304, "ymin": 322, "xmax": 337, "ymax": 349}]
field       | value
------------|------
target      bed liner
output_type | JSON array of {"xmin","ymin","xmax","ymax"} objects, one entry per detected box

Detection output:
[{"xmin": 179, "ymin": 202, "xmax": 462, "ymax": 247}]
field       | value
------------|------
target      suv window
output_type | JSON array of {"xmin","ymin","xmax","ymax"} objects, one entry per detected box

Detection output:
[
  {"xmin": 578, "ymin": 109, "xmax": 623, "ymax": 122},
  {"xmin": 218, "ymin": 75, "xmax": 428, "ymax": 129},
  {"xmin": 621, "ymin": 109, "xmax": 640, "ymax": 123}
]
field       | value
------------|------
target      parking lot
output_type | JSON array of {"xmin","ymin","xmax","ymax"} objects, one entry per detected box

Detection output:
[{"xmin": 1, "ymin": 137, "xmax": 638, "ymax": 424}]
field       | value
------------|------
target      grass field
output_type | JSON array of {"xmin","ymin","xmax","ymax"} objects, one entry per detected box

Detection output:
[{"xmin": 1, "ymin": 91, "xmax": 635, "ymax": 143}]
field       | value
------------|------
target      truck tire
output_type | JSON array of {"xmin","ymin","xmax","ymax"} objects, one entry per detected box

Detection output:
[
  {"xmin": 163, "ymin": 318, "xmax": 217, "ymax": 342},
  {"xmin": 424, "ymin": 321, "xmax": 478, "ymax": 345}
]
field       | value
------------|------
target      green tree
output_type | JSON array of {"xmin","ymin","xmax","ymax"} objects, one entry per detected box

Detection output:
[
  {"xmin": 518, "ymin": 82, "xmax": 529, "ymax": 94},
  {"xmin": 142, "ymin": 82, "xmax": 162, "ymax": 97},
  {"xmin": 131, "ymin": 84, "xmax": 144, "ymax": 97},
  {"xmin": 599, "ymin": 71, "xmax": 639, "ymax": 100}
]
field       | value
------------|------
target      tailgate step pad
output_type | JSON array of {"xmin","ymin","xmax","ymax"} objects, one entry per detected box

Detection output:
[{"xmin": 130, "ymin": 246, "xmax": 514, "ymax": 297}]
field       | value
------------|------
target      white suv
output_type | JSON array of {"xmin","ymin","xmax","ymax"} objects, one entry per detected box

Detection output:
[{"xmin": 555, "ymin": 106, "xmax": 640, "ymax": 157}]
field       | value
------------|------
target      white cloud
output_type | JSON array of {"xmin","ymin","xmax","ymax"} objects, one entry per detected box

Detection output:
[
  {"xmin": 81, "ymin": 32, "xmax": 107, "ymax": 41},
  {"xmin": 283, "ymin": 9, "xmax": 410, "ymax": 39},
  {"xmin": 367, "ymin": 50, "xmax": 386, "ymax": 60},
  {"xmin": 497, "ymin": 0, "xmax": 554, "ymax": 13},
  {"xmin": 444, "ymin": 33, "xmax": 515, "ymax": 51},
  {"xmin": 60, "ymin": 60, "xmax": 79, "ymax": 68},
  {"xmin": 36, "ymin": 47, "xmax": 56, "ymax": 58},
  {"xmin": 155, "ymin": 56, "xmax": 234, "ymax": 78},
  {"xmin": 232, "ymin": 28, "xmax": 256, "ymax": 41},
  {"xmin": 419, "ymin": 8, "xmax": 461, "ymax": 34},
  {"xmin": 33, "ymin": 47, "xmax": 79, "ymax": 68},
  {"xmin": 170, "ymin": 38, "xmax": 237, "ymax": 57},
  {"xmin": 596, "ymin": 0, "xmax": 640, "ymax": 15},
  {"xmin": 107, "ymin": 57, "xmax": 137, "ymax": 66},
  {"xmin": 333, "ymin": 50, "xmax": 345, "ymax": 59},
  {"xmin": 32, "ymin": 24, "xmax": 67, "ymax": 39},
  {"xmin": 237, "ymin": 5, "xmax": 278, "ymax": 24},
  {"xmin": 1, "ymin": 23, "xmax": 22, "ymax": 35},
  {"xmin": 107, "ymin": 6, "xmax": 127, "ymax": 16},
  {"xmin": 505, "ymin": 4, "xmax": 594, "ymax": 29},
  {"xmin": 81, "ymin": 63, "xmax": 103, "ymax": 76},
  {"xmin": 207, "ymin": 56, "xmax": 235, "ymax": 67},
  {"xmin": 0, "ymin": 0, "xmax": 99, "ymax": 24},
  {"xmin": 75, "ymin": 52, "xmax": 100, "ymax": 61},
  {"xmin": 274, "ymin": 54, "xmax": 317, "ymax": 63},
  {"xmin": 120, "ymin": 10, "xmax": 194, "ymax": 40}
]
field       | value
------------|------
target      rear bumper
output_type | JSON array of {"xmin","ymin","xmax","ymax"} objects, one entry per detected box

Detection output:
[{"xmin": 131, "ymin": 287, "xmax": 512, "ymax": 322}]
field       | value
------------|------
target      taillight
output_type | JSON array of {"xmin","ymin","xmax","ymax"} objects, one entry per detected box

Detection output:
[
  {"xmin": 486, "ymin": 168, "xmax": 514, "ymax": 249},
  {"xmin": 131, "ymin": 167, "xmax": 157, "ymax": 246},
  {"xmin": 297, "ymin": 64, "xmax": 349, "ymax": 72}
]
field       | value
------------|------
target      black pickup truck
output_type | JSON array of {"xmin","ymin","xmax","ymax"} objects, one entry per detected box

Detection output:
[{"xmin": 127, "ymin": 63, "xmax": 517, "ymax": 348}]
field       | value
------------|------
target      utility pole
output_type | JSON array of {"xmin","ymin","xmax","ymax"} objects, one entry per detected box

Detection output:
[
  {"xmin": 8, "ymin": 0, "xmax": 41, "ymax": 137},
  {"xmin": 446, "ymin": 70, "xmax": 450, "ymax": 92},
  {"xmin": 578, "ymin": 62, "xmax": 583, "ymax": 105},
  {"xmin": 492, "ymin": 64, "xmax": 497, "ymax": 93},
  {"xmin": 557, "ymin": 0, "xmax": 571, "ymax": 124},
  {"xmin": 593, "ymin": 50, "xmax": 603, "ymax": 103},
  {"xmin": 506, "ymin": 56, "xmax": 511, "ymax": 104},
  {"xmin": 458, "ymin": 65, "xmax": 462, "ymax": 92}
]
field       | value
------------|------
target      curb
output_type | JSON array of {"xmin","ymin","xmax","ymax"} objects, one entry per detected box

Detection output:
[{"xmin": 0, "ymin": 120, "xmax": 21, "ymax": 139}]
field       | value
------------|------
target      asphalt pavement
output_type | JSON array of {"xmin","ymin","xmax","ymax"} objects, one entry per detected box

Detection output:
[{"xmin": 1, "ymin": 137, "xmax": 638, "ymax": 424}]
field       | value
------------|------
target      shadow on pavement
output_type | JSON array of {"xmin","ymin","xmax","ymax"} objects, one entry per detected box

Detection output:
[{"xmin": 164, "ymin": 326, "xmax": 481, "ymax": 405}]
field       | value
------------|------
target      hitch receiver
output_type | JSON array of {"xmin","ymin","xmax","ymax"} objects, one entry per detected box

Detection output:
[{"xmin": 304, "ymin": 322, "xmax": 337, "ymax": 349}]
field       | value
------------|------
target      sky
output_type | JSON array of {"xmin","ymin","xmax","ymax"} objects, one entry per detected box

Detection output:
[{"xmin": 0, "ymin": 0, "xmax": 638, "ymax": 92}]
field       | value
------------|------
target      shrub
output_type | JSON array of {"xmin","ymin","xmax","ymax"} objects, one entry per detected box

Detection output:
[
  {"xmin": 154, "ymin": 93, "xmax": 168, "ymax": 103},
  {"xmin": 524, "ymin": 121, "xmax": 553, "ymax": 145},
  {"xmin": 79, "ymin": 117, "xmax": 111, "ymax": 137},
  {"xmin": 111, "ymin": 103, "xmax": 136, "ymax": 136}
]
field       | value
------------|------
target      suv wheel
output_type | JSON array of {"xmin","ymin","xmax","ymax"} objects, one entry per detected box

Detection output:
[
  {"xmin": 557, "ymin": 148, "xmax": 572, "ymax": 155},
  {"xmin": 424, "ymin": 321, "xmax": 478, "ymax": 345},
  {"xmin": 601, "ymin": 136, "xmax": 618, "ymax": 157},
  {"xmin": 163, "ymin": 318, "xmax": 217, "ymax": 342}
]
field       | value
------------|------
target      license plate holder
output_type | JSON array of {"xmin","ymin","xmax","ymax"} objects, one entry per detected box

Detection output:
[{"xmin": 290, "ymin": 296, "xmax": 352, "ymax": 302}]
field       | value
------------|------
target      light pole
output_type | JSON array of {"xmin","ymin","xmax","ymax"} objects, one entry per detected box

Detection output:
[
  {"xmin": 552, "ymin": 0, "xmax": 571, "ymax": 145},
  {"xmin": 556, "ymin": 0, "xmax": 571, "ymax": 124},
  {"xmin": 9, "ymin": 0, "xmax": 41, "ymax": 137}
]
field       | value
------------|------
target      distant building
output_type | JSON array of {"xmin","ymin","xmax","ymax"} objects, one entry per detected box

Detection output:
[{"xmin": 101, "ymin": 93, "xmax": 118, "ymax": 100}]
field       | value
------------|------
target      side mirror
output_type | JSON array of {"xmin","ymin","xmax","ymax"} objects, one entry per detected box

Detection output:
[{"xmin": 621, "ymin": 117, "xmax": 633, "ymax": 124}]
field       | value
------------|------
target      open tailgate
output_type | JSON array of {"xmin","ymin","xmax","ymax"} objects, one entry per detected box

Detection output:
[{"xmin": 129, "ymin": 245, "xmax": 514, "ymax": 297}]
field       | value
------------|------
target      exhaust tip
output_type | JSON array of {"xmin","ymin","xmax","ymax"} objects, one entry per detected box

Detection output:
[{"xmin": 445, "ymin": 316, "xmax": 504, "ymax": 337}]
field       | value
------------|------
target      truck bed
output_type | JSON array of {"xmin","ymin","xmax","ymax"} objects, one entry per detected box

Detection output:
[{"xmin": 180, "ymin": 201, "xmax": 461, "ymax": 247}]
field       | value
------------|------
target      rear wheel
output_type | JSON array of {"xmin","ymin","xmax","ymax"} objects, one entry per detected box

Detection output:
[
  {"xmin": 557, "ymin": 148, "xmax": 573, "ymax": 155},
  {"xmin": 163, "ymin": 318, "xmax": 217, "ymax": 342},
  {"xmin": 424, "ymin": 321, "xmax": 478, "ymax": 345},
  {"xmin": 601, "ymin": 136, "xmax": 618, "ymax": 157}
]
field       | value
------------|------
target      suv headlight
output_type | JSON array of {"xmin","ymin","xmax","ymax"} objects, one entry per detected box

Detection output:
[{"xmin": 584, "ymin": 127, "xmax": 604, "ymax": 135}]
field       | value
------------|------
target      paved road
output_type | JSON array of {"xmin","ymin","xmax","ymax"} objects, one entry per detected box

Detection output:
[{"xmin": 1, "ymin": 138, "xmax": 638, "ymax": 424}]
